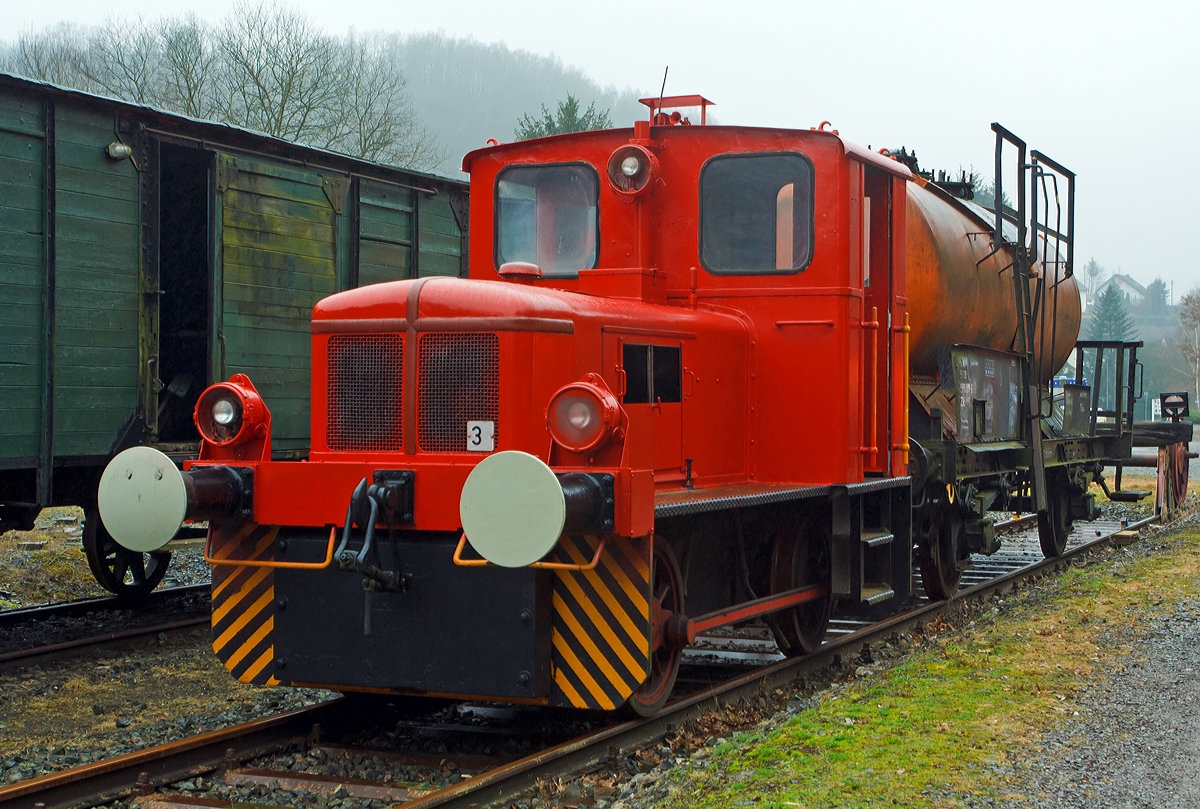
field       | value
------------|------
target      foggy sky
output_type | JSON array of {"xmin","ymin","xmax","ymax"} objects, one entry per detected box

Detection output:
[{"xmin": 4, "ymin": 0, "xmax": 1197, "ymax": 297}]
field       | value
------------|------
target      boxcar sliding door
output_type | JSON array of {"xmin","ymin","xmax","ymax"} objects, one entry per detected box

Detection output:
[
  {"xmin": 356, "ymin": 178, "xmax": 466, "ymax": 287},
  {"xmin": 213, "ymin": 153, "xmax": 350, "ymax": 456},
  {"xmin": 358, "ymin": 179, "xmax": 415, "ymax": 285}
]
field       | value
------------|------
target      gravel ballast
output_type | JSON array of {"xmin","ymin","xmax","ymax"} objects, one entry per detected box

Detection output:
[
  {"xmin": 1000, "ymin": 592, "xmax": 1200, "ymax": 807},
  {"xmin": 0, "ymin": 629, "xmax": 334, "ymax": 787}
]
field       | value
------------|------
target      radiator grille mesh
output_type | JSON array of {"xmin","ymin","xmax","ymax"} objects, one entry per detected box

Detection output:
[
  {"xmin": 326, "ymin": 334, "xmax": 403, "ymax": 451},
  {"xmin": 418, "ymin": 333, "xmax": 499, "ymax": 452}
]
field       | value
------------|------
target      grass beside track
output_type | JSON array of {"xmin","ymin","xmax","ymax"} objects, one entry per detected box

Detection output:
[
  {"xmin": 0, "ymin": 508, "xmax": 105, "ymax": 608},
  {"xmin": 663, "ymin": 516, "xmax": 1200, "ymax": 808}
]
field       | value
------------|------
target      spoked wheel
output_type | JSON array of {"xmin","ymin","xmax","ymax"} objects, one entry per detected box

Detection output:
[
  {"xmin": 918, "ymin": 504, "xmax": 964, "ymax": 601},
  {"xmin": 1038, "ymin": 470, "xmax": 1073, "ymax": 558},
  {"xmin": 627, "ymin": 536, "xmax": 684, "ymax": 717},
  {"xmin": 83, "ymin": 507, "xmax": 171, "ymax": 600},
  {"xmin": 768, "ymin": 512, "xmax": 831, "ymax": 656},
  {"xmin": 1171, "ymin": 442, "xmax": 1190, "ymax": 508}
]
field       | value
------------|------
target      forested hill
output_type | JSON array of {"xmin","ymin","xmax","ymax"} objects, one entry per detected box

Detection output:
[{"xmin": 392, "ymin": 32, "xmax": 648, "ymax": 174}]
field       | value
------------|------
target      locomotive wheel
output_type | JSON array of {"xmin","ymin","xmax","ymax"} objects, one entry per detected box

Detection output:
[
  {"xmin": 628, "ymin": 537, "xmax": 684, "ymax": 717},
  {"xmin": 768, "ymin": 513, "xmax": 831, "ymax": 655},
  {"xmin": 1038, "ymin": 470, "xmax": 1073, "ymax": 558},
  {"xmin": 918, "ymin": 509, "xmax": 964, "ymax": 601},
  {"xmin": 83, "ymin": 507, "xmax": 171, "ymax": 600}
]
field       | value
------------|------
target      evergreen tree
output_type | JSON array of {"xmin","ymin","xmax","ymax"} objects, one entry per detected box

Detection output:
[
  {"xmin": 1088, "ymin": 284, "xmax": 1137, "ymax": 341},
  {"xmin": 514, "ymin": 94, "xmax": 611, "ymax": 140},
  {"xmin": 1145, "ymin": 278, "xmax": 1169, "ymax": 314},
  {"xmin": 1081, "ymin": 258, "xmax": 1106, "ymax": 297},
  {"xmin": 1177, "ymin": 289, "xmax": 1200, "ymax": 405}
]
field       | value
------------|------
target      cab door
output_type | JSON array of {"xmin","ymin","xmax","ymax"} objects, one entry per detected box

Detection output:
[
  {"xmin": 603, "ymin": 331, "xmax": 685, "ymax": 481},
  {"xmin": 861, "ymin": 165, "xmax": 896, "ymax": 476}
]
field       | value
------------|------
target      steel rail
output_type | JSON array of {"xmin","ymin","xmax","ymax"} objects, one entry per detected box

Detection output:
[
  {"xmin": 0, "ymin": 514, "xmax": 1160, "ymax": 809},
  {"xmin": 0, "ymin": 584, "xmax": 210, "ymax": 628},
  {"xmin": 0, "ymin": 616, "xmax": 209, "ymax": 668},
  {"xmin": 0, "ymin": 700, "xmax": 344, "ymax": 809}
]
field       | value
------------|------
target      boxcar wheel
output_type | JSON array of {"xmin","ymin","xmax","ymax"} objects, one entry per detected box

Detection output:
[
  {"xmin": 83, "ymin": 507, "xmax": 171, "ymax": 600},
  {"xmin": 627, "ymin": 537, "xmax": 683, "ymax": 717},
  {"xmin": 918, "ymin": 508, "xmax": 964, "ymax": 601},
  {"xmin": 768, "ymin": 513, "xmax": 831, "ymax": 655},
  {"xmin": 1038, "ymin": 470, "xmax": 1073, "ymax": 559}
]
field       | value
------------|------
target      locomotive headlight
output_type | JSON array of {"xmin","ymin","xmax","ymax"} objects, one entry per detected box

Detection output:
[
  {"xmin": 606, "ymin": 144, "xmax": 658, "ymax": 198},
  {"xmin": 547, "ymin": 380, "xmax": 622, "ymax": 453},
  {"xmin": 212, "ymin": 398, "xmax": 238, "ymax": 425},
  {"xmin": 195, "ymin": 385, "xmax": 248, "ymax": 445}
]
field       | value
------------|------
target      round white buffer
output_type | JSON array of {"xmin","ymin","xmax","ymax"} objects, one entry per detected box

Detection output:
[
  {"xmin": 459, "ymin": 450, "xmax": 566, "ymax": 568},
  {"xmin": 98, "ymin": 446, "xmax": 188, "ymax": 552}
]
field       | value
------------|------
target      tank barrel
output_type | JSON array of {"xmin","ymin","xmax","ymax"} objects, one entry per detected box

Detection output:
[{"xmin": 906, "ymin": 181, "xmax": 1081, "ymax": 381}]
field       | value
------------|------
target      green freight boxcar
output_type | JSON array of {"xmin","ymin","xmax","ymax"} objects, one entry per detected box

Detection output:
[{"xmin": 0, "ymin": 72, "xmax": 469, "ymax": 597}]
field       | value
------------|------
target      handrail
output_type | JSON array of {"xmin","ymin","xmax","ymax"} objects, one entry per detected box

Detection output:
[
  {"xmin": 452, "ymin": 532, "xmax": 608, "ymax": 571},
  {"xmin": 861, "ymin": 306, "xmax": 879, "ymax": 462},
  {"xmin": 892, "ymin": 312, "xmax": 911, "ymax": 466},
  {"xmin": 204, "ymin": 525, "xmax": 337, "ymax": 570}
]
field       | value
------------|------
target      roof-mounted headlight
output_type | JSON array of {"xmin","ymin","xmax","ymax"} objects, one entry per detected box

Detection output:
[{"xmin": 607, "ymin": 144, "xmax": 658, "ymax": 199}]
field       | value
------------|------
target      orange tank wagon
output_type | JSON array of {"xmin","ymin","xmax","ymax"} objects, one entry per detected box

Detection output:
[{"xmin": 98, "ymin": 98, "xmax": 1141, "ymax": 714}]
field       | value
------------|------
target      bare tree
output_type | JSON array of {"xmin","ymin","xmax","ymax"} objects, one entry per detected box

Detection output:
[
  {"xmin": 7, "ymin": 22, "xmax": 95, "ymax": 90},
  {"xmin": 1080, "ymin": 257, "xmax": 1107, "ymax": 298},
  {"xmin": 159, "ymin": 15, "xmax": 217, "ymax": 119},
  {"xmin": 1176, "ymin": 288, "xmax": 1200, "ymax": 404},
  {"xmin": 3, "ymin": 4, "xmax": 445, "ymax": 170},
  {"xmin": 80, "ymin": 16, "xmax": 163, "ymax": 104},
  {"xmin": 324, "ymin": 33, "xmax": 445, "ymax": 167},
  {"xmin": 214, "ymin": 1, "xmax": 340, "ymax": 141}
]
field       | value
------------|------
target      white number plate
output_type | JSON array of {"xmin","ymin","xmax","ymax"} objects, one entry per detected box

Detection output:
[{"xmin": 466, "ymin": 420, "xmax": 495, "ymax": 452}]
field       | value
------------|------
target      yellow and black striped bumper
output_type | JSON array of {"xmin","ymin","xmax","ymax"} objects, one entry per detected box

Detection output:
[
  {"xmin": 208, "ymin": 526, "xmax": 654, "ymax": 709},
  {"xmin": 210, "ymin": 523, "xmax": 282, "ymax": 686},
  {"xmin": 548, "ymin": 534, "xmax": 652, "ymax": 709}
]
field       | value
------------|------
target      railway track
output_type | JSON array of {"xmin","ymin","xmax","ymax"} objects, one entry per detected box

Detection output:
[
  {"xmin": 0, "ymin": 585, "xmax": 210, "ymax": 667},
  {"xmin": 0, "ymin": 512, "xmax": 1159, "ymax": 809}
]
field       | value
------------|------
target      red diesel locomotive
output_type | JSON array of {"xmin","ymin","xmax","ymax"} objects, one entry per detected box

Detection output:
[{"xmin": 98, "ymin": 97, "xmax": 1140, "ymax": 714}]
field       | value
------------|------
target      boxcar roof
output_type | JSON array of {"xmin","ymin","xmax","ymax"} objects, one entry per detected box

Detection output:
[{"xmin": 0, "ymin": 71, "xmax": 466, "ymax": 191}]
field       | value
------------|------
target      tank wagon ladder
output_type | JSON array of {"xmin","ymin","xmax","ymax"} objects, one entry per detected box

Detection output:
[
  {"xmin": 988, "ymin": 124, "xmax": 1051, "ymax": 515},
  {"xmin": 987, "ymin": 124, "xmax": 1145, "ymax": 558}
]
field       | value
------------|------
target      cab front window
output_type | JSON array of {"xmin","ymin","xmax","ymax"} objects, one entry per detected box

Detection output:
[
  {"xmin": 700, "ymin": 152, "xmax": 814, "ymax": 274},
  {"xmin": 496, "ymin": 164, "xmax": 599, "ymax": 276}
]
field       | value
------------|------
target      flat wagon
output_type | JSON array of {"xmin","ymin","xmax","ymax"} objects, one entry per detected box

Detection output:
[{"xmin": 0, "ymin": 72, "xmax": 468, "ymax": 597}]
